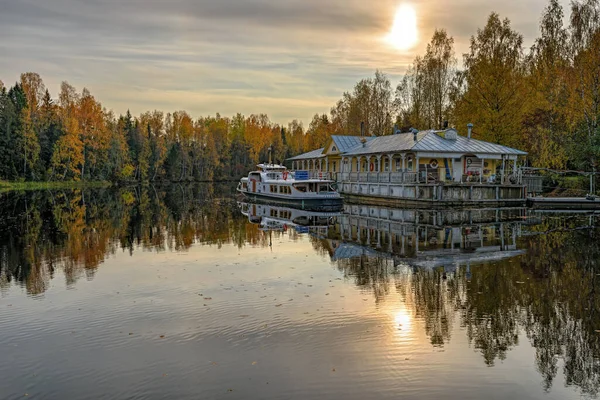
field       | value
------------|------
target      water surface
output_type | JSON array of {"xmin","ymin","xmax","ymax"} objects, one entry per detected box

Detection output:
[{"xmin": 1, "ymin": 185, "xmax": 599, "ymax": 399}]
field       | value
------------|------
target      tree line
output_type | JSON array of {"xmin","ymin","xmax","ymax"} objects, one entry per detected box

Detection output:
[{"xmin": 0, "ymin": 0, "xmax": 598, "ymax": 183}]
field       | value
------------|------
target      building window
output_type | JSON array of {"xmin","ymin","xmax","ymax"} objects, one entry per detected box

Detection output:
[
  {"xmin": 407, "ymin": 157, "xmax": 414, "ymax": 171},
  {"xmin": 395, "ymin": 159, "xmax": 401, "ymax": 171},
  {"xmin": 332, "ymin": 161, "xmax": 337, "ymax": 172},
  {"xmin": 332, "ymin": 146, "xmax": 337, "ymax": 152}
]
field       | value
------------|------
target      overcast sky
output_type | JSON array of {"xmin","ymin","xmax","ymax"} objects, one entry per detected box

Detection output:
[{"xmin": 0, "ymin": 0, "xmax": 571, "ymax": 124}]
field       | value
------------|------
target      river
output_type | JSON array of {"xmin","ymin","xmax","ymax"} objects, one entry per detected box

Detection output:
[{"xmin": 0, "ymin": 184, "xmax": 599, "ymax": 399}]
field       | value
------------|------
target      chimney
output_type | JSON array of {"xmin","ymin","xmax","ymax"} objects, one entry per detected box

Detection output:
[
  {"xmin": 411, "ymin": 128, "xmax": 418, "ymax": 142},
  {"xmin": 467, "ymin": 123, "xmax": 473, "ymax": 139},
  {"xmin": 443, "ymin": 120, "xmax": 449, "ymax": 129}
]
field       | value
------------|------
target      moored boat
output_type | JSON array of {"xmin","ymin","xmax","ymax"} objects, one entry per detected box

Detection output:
[{"xmin": 237, "ymin": 163, "xmax": 343, "ymax": 209}]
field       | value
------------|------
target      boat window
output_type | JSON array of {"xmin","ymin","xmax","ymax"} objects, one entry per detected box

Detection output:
[
  {"xmin": 270, "ymin": 209, "xmax": 278, "ymax": 217},
  {"xmin": 270, "ymin": 185, "xmax": 277, "ymax": 193},
  {"xmin": 295, "ymin": 185, "xmax": 307, "ymax": 193},
  {"xmin": 319, "ymin": 185, "xmax": 328, "ymax": 192}
]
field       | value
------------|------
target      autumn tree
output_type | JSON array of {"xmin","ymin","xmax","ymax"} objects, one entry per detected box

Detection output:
[
  {"xmin": 568, "ymin": 0, "xmax": 600, "ymax": 184},
  {"xmin": 454, "ymin": 13, "xmax": 527, "ymax": 147},
  {"xmin": 51, "ymin": 82, "xmax": 83, "ymax": 180},
  {"xmin": 522, "ymin": 0, "xmax": 571, "ymax": 168}
]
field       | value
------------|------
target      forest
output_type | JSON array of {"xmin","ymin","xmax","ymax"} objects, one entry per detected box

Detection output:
[{"xmin": 0, "ymin": 0, "xmax": 598, "ymax": 183}]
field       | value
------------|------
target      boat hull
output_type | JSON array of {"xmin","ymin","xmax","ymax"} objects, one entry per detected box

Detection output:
[{"xmin": 239, "ymin": 191, "xmax": 343, "ymax": 211}]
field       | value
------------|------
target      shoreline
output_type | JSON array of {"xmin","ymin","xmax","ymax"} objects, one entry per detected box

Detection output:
[{"xmin": 0, "ymin": 180, "xmax": 112, "ymax": 192}]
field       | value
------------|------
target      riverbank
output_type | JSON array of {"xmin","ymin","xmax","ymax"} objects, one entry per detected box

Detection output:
[{"xmin": 0, "ymin": 180, "xmax": 112, "ymax": 192}]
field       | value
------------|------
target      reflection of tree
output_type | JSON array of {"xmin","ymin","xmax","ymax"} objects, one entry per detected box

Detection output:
[
  {"xmin": 335, "ymin": 255, "xmax": 393, "ymax": 302},
  {"xmin": 0, "ymin": 184, "xmax": 267, "ymax": 295},
  {"xmin": 410, "ymin": 269, "xmax": 457, "ymax": 347},
  {"xmin": 331, "ymin": 217, "xmax": 600, "ymax": 396}
]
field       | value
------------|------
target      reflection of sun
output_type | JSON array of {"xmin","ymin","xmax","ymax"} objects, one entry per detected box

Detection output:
[
  {"xmin": 394, "ymin": 310, "xmax": 412, "ymax": 330},
  {"xmin": 387, "ymin": 4, "xmax": 418, "ymax": 50}
]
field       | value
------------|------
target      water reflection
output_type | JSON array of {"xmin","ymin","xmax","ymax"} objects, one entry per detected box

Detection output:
[
  {"xmin": 1, "ymin": 187, "xmax": 600, "ymax": 398},
  {"xmin": 313, "ymin": 204, "xmax": 600, "ymax": 396},
  {"xmin": 0, "ymin": 185, "xmax": 250, "ymax": 295}
]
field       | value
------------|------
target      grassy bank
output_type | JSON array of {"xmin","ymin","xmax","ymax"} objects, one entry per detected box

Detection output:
[{"xmin": 0, "ymin": 180, "xmax": 112, "ymax": 192}]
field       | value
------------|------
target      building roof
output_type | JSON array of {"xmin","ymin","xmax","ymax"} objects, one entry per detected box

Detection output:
[
  {"xmin": 412, "ymin": 131, "xmax": 528, "ymax": 156},
  {"xmin": 330, "ymin": 135, "xmax": 374, "ymax": 153},
  {"xmin": 287, "ymin": 147, "xmax": 326, "ymax": 161},
  {"xmin": 343, "ymin": 130, "xmax": 527, "ymax": 157},
  {"xmin": 287, "ymin": 130, "xmax": 527, "ymax": 161},
  {"xmin": 342, "ymin": 131, "xmax": 429, "ymax": 156}
]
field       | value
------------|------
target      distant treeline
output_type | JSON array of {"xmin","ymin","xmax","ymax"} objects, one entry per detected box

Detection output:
[{"xmin": 0, "ymin": 0, "xmax": 598, "ymax": 183}]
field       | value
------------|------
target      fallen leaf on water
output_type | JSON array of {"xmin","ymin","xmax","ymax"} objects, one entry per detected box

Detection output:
[
  {"xmin": 211, "ymin": 361, "xmax": 218, "ymax": 365},
  {"xmin": 159, "ymin": 335, "xmax": 165, "ymax": 338},
  {"xmin": 325, "ymin": 293, "xmax": 330, "ymax": 296},
  {"xmin": 129, "ymin": 333, "xmax": 133, "ymax": 335},
  {"xmin": 516, "ymin": 281, "xmax": 525, "ymax": 284},
  {"xmin": 204, "ymin": 297, "xmax": 212, "ymax": 300},
  {"xmin": 275, "ymin": 304, "xmax": 282, "ymax": 307},
  {"xmin": 252, "ymin": 361, "xmax": 257, "ymax": 365},
  {"xmin": 332, "ymin": 368, "xmax": 336, "ymax": 372},
  {"xmin": 228, "ymin": 389, "xmax": 234, "ymax": 392}
]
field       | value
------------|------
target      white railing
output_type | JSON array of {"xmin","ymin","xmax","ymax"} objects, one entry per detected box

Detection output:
[{"xmin": 297, "ymin": 168, "xmax": 524, "ymax": 185}]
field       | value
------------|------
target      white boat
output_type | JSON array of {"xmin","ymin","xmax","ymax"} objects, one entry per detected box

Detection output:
[{"xmin": 237, "ymin": 163, "xmax": 343, "ymax": 209}]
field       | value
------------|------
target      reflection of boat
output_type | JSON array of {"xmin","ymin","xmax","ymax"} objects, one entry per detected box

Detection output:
[
  {"xmin": 239, "ymin": 201, "xmax": 340, "ymax": 233},
  {"xmin": 237, "ymin": 163, "xmax": 342, "ymax": 208}
]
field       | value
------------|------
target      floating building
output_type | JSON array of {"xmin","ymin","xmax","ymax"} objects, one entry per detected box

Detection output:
[{"xmin": 287, "ymin": 126, "xmax": 538, "ymax": 207}]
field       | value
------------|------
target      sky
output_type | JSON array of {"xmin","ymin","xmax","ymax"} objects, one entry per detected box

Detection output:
[{"xmin": 0, "ymin": 0, "xmax": 571, "ymax": 125}]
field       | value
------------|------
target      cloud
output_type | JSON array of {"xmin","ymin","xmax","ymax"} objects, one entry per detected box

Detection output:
[{"xmin": 0, "ymin": 0, "xmax": 573, "ymax": 123}]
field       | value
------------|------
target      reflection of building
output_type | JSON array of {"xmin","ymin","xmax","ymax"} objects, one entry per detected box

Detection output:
[
  {"xmin": 238, "ymin": 202, "xmax": 340, "ymax": 234},
  {"xmin": 323, "ymin": 204, "xmax": 528, "ymax": 270},
  {"xmin": 287, "ymin": 127, "xmax": 532, "ymax": 206}
]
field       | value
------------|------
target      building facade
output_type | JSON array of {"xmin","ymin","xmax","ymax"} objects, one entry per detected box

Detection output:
[{"xmin": 287, "ymin": 127, "xmax": 531, "ymax": 206}]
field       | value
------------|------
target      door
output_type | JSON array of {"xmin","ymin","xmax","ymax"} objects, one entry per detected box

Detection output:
[{"xmin": 252, "ymin": 180, "xmax": 256, "ymax": 192}]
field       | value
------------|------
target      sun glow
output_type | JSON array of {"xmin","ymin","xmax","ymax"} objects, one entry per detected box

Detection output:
[
  {"xmin": 394, "ymin": 310, "xmax": 412, "ymax": 331},
  {"xmin": 387, "ymin": 4, "xmax": 418, "ymax": 51}
]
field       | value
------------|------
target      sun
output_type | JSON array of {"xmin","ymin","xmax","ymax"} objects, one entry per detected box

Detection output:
[{"xmin": 387, "ymin": 4, "xmax": 418, "ymax": 51}]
